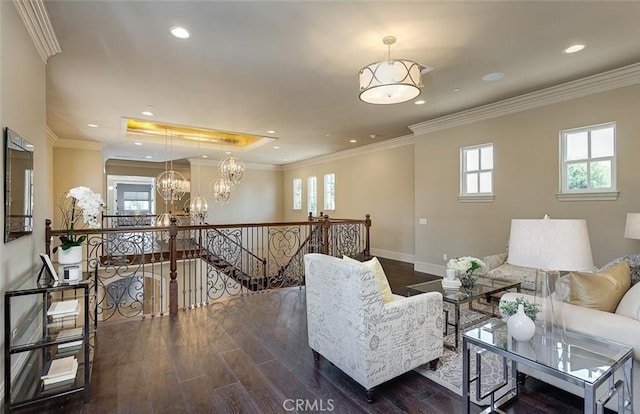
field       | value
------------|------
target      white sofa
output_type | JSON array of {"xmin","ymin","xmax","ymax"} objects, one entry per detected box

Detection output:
[
  {"xmin": 500, "ymin": 257, "xmax": 640, "ymax": 411},
  {"xmin": 304, "ymin": 253, "xmax": 443, "ymax": 401}
]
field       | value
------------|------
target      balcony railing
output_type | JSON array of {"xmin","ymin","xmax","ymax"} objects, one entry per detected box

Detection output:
[{"xmin": 45, "ymin": 214, "xmax": 370, "ymax": 323}]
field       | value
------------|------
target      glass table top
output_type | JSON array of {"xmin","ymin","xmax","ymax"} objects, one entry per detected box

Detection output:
[
  {"xmin": 464, "ymin": 320, "xmax": 633, "ymax": 385},
  {"xmin": 406, "ymin": 277, "xmax": 520, "ymax": 304}
]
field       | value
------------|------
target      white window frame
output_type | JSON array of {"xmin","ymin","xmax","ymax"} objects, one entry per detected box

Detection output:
[
  {"xmin": 292, "ymin": 178, "xmax": 302, "ymax": 210},
  {"xmin": 558, "ymin": 122, "xmax": 618, "ymax": 201},
  {"xmin": 323, "ymin": 173, "xmax": 335, "ymax": 211},
  {"xmin": 459, "ymin": 143, "xmax": 494, "ymax": 203},
  {"xmin": 307, "ymin": 176, "xmax": 317, "ymax": 216}
]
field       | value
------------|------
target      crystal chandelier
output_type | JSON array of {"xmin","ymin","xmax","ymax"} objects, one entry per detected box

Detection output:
[
  {"xmin": 209, "ymin": 177, "xmax": 234, "ymax": 204},
  {"xmin": 358, "ymin": 36, "xmax": 431, "ymax": 105},
  {"xmin": 156, "ymin": 129, "xmax": 186, "ymax": 202},
  {"xmin": 220, "ymin": 155, "xmax": 245, "ymax": 184},
  {"xmin": 189, "ymin": 195, "xmax": 208, "ymax": 223}
]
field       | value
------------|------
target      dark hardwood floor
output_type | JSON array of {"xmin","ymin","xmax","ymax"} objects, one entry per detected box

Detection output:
[{"xmin": 20, "ymin": 258, "xmax": 590, "ymax": 414}]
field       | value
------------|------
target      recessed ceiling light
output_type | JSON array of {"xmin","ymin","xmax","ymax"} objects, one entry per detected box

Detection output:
[
  {"xmin": 370, "ymin": 134, "xmax": 377, "ymax": 139},
  {"xmin": 267, "ymin": 130, "xmax": 276, "ymax": 134},
  {"xmin": 202, "ymin": 155, "xmax": 208, "ymax": 158},
  {"xmin": 325, "ymin": 133, "xmax": 330, "ymax": 137},
  {"xmin": 145, "ymin": 155, "xmax": 152, "ymax": 159},
  {"xmin": 141, "ymin": 110, "xmax": 154, "ymax": 116},
  {"xmin": 283, "ymin": 158, "xmax": 288, "ymax": 162},
  {"xmin": 349, "ymin": 139, "xmax": 357, "ymax": 143},
  {"xmin": 170, "ymin": 26, "xmax": 190, "ymax": 39},
  {"xmin": 482, "ymin": 72, "xmax": 506, "ymax": 82},
  {"xmin": 88, "ymin": 123, "xmax": 98, "ymax": 128},
  {"xmin": 134, "ymin": 142, "xmax": 142, "ymax": 146},
  {"xmin": 564, "ymin": 44, "xmax": 585, "ymax": 54},
  {"xmin": 414, "ymin": 100, "xmax": 426, "ymax": 105},
  {"xmin": 453, "ymin": 88, "xmax": 461, "ymax": 92},
  {"xmin": 273, "ymin": 146, "xmax": 280, "ymax": 149},
  {"xmin": 225, "ymin": 151, "xmax": 232, "ymax": 155}
]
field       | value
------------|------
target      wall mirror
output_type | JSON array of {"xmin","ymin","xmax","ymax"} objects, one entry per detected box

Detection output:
[{"xmin": 4, "ymin": 128, "xmax": 34, "ymax": 242}]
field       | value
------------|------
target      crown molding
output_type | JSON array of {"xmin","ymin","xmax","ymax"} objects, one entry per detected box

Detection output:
[
  {"xmin": 46, "ymin": 126, "xmax": 59, "ymax": 146},
  {"xmin": 188, "ymin": 158, "xmax": 279, "ymax": 171},
  {"xmin": 410, "ymin": 62, "xmax": 640, "ymax": 136},
  {"xmin": 282, "ymin": 134, "xmax": 414, "ymax": 171},
  {"xmin": 13, "ymin": 0, "xmax": 61, "ymax": 62},
  {"xmin": 54, "ymin": 138, "xmax": 103, "ymax": 151}
]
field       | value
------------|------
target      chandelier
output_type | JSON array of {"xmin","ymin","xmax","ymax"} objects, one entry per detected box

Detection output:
[
  {"xmin": 359, "ymin": 36, "xmax": 430, "ymax": 105},
  {"xmin": 209, "ymin": 177, "xmax": 234, "ymax": 204},
  {"xmin": 220, "ymin": 155, "xmax": 245, "ymax": 184},
  {"xmin": 156, "ymin": 129, "xmax": 186, "ymax": 202},
  {"xmin": 187, "ymin": 141, "xmax": 208, "ymax": 223}
]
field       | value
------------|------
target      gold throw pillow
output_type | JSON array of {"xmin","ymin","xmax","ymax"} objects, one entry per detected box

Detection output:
[
  {"xmin": 569, "ymin": 262, "xmax": 631, "ymax": 312},
  {"xmin": 343, "ymin": 255, "xmax": 394, "ymax": 303}
]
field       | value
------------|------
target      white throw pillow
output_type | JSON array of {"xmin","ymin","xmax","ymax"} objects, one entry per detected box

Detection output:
[
  {"xmin": 343, "ymin": 255, "xmax": 393, "ymax": 303},
  {"xmin": 615, "ymin": 281, "xmax": 640, "ymax": 320}
]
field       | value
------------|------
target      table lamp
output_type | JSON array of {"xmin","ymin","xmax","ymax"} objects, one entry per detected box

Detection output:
[
  {"xmin": 624, "ymin": 213, "xmax": 640, "ymax": 240},
  {"xmin": 507, "ymin": 215, "xmax": 594, "ymax": 340}
]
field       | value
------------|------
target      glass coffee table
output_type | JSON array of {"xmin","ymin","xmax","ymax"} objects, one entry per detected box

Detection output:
[
  {"xmin": 406, "ymin": 277, "xmax": 520, "ymax": 350},
  {"xmin": 462, "ymin": 320, "xmax": 633, "ymax": 414}
]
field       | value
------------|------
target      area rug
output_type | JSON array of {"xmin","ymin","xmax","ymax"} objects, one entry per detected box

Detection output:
[{"xmin": 414, "ymin": 304, "xmax": 514, "ymax": 406}]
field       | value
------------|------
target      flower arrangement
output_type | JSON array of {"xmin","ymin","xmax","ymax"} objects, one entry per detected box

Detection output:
[
  {"xmin": 500, "ymin": 297, "xmax": 540, "ymax": 321},
  {"xmin": 53, "ymin": 186, "xmax": 105, "ymax": 253},
  {"xmin": 447, "ymin": 256, "xmax": 485, "ymax": 289}
]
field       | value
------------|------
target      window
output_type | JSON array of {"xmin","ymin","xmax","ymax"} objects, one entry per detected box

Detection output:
[
  {"xmin": 461, "ymin": 144, "xmax": 493, "ymax": 198},
  {"xmin": 560, "ymin": 123, "xmax": 616, "ymax": 194},
  {"xmin": 323, "ymin": 173, "xmax": 335, "ymax": 211},
  {"xmin": 307, "ymin": 176, "xmax": 317, "ymax": 216},
  {"xmin": 292, "ymin": 178, "xmax": 302, "ymax": 210}
]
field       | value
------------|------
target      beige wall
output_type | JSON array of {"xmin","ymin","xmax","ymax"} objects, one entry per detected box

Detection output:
[
  {"xmin": 0, "ymin": 1, "xmax": 49, "ymax": 398},
  {"xmin": 52, "ymin": 147, "xmax": 104, "ymax": 229},
  {"xmin": 415, "ymin": 84, "xmax": 640, "ymax": 273},
  {"xmin": 283, "ymin": 143, "xmax": 415, "ymax": 262},
  {"xmin": 190, "ymin": 159, "xmax": 283, "ymax": 224}
]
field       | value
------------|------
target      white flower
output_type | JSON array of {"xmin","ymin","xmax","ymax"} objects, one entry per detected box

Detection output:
[
  {"xmin": 447, "ymin": 256, "xmax": 485, "ymax": 272},
  {"xmin": 66, "ymin": 186, "xmax": 105, "ymax": 229}
]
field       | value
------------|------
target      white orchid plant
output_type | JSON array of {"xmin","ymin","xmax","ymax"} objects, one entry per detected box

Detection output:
[
  {"xmin": 54, "ymin": 186, "xmax": 105, "ymax": 253},
  {"xmin": 447, "ymin": 256, "xmax": 486, "ymax": 274}
]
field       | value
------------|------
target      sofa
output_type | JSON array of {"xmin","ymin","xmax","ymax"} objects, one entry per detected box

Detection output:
[
  {"xmin": 477, "ymin": 252, "xmax": 538, "ymax": 293},
  {"xmin": 304, "ymin": 253, "xmax": 443, "ymax": 401},
  {"xmin": 500, "ymin": 255, "xmax": 640, "ymax": 411}
]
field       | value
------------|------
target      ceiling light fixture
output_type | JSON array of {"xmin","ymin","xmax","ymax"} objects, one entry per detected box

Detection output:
[
  {"xmin": 170, "ymin": 26, "xmax": 190, "ymax": 39},
  {"xmin": 414, "ymin": 100, "xmax": 426, "ymax": 105},
  {"xmin": 219, "ymin": 154, "xmax": 245, "ymax": 185},
  {"xmin": 359, "ymin": 36, "xmax": 431, "ymax": 105},
  {"xmin": 88, "ymin": 123, "xmax": 98, "ymax": 128},
  {"xmin": 564, "ymin": 44, "xmax": 585, "ymax": 54},
  {"xmin": 142, "ymin": 110, "xmax": 154, "ymax": 116},
  {"xmin": 349, "ymin": 139, "xmax": 357, "ymax": 143},
  {"xmin": 482, "ymin": 72, "xmax": 506, "ymax": 82},
  {"xmin": 209, "ymin": 178, "xmax": 234, "ymax": 204},
  {"xmin": 267, "ymin": 130, "xmax": 276, "ymax": 134},
  {"xmin": 156, "ymin": 129, "xmax": 186, "ymax": 204}
]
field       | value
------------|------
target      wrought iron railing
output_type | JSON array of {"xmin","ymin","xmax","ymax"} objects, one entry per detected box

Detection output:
[{"xmin": 45, "ymin": 214, "xmax": 370, "ymax": 323}]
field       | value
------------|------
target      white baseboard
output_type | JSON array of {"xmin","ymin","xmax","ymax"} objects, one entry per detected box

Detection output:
[
  {"xmin": 369, "ymin": 248, "xmax": 415, "ymax": 264},
  {"xmin": 414, "ymin": 261, "xmax": 446, "ymax": 277}
]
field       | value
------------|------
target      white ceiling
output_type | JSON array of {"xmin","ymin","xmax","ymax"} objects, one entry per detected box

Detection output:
[{"xmin": 44, "ymin": 1, "xmax": 640, "ymax": 166}]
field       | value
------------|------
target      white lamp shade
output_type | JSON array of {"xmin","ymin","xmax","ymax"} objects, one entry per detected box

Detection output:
[
  {"xmin": 359, "ymin": 60, "xmax": 428, "ymax": 104},
  {"xmin": 507, "ymin": 218, "xmax": 594, "ymax": 271},
  {"xmin": 625, "ymin": 213, "xmax": 640, "ymax": 240}
]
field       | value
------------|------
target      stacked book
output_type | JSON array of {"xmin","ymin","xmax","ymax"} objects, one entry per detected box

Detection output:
[
  {"xmin": 441, "ymin": 278, "xmax": 462, "ymax": 290},
  {"xmin": 55, "ymin": 328, "xmax": 83, "ymax": 357},
  {"xmin": 41, "ymin": 356, "xmax": 78, "ymax": 390},
  {"xmin": 47, "ymin": 300, "xmax": 79, "ymax": 329}
]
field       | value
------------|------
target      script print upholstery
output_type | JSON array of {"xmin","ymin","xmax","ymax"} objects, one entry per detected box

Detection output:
[{"xmin": 304, "ymin": 253, "xmax": 443, "ymax": 391}]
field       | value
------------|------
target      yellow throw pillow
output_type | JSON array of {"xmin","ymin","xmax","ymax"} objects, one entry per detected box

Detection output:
[
  {"xmin": 569, "ymin": 261, "xmax": 631, "ymax": 312},
  {"xmin": 343, "ymin": 256, "xmax": 393, "ymax": 303}
]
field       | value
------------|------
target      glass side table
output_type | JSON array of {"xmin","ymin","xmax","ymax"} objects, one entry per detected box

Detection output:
[{"xmin": 462, "ymin": 320, "xmax": 633, "ymax": 414}]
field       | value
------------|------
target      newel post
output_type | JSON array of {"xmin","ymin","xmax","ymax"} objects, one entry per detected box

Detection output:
[
  {"xmin": 322, "ymin": 215, "xmax": 330, "ymax": 255},
  {"xmin": 45, "ymin": 219, "xmax": 52, "ymax": 256},
  {"xmin": 364, "ymin": 214, "xmax": 371, "ymax": 259},
  {"xmin": 169, "ymin": 216, "xmax": 178, "ymax": 315}
]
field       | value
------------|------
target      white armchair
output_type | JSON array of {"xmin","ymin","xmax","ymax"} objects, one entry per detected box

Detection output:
[{"xmin": 304, "ymin": 253, "xmax": 443, "ymax": 401}]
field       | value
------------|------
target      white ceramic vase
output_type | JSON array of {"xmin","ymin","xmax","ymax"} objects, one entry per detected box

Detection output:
[
  {"xmin": 507, "ymin": 304, "xmax": 536, "ymax": 342},
  {"xmin": 57, "ymin": 245, "xmax": 83, "ymax": 281}
]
